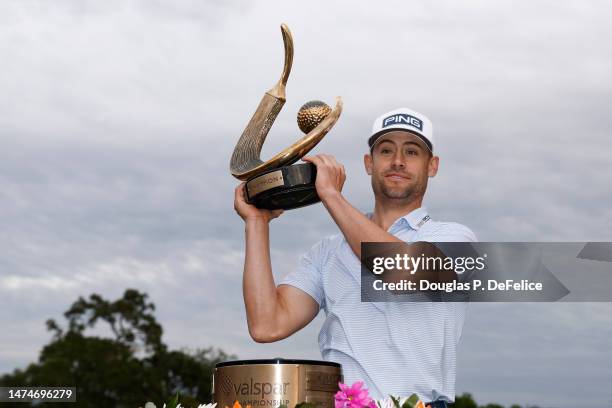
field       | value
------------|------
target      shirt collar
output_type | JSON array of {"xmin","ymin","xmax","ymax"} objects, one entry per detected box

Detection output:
[
  {"xmin": 365, "ymin": 206, "xmax": 430, "ymax": 231},
  {"xmin": 400, "ymin": 206, "xmax": 430, "ymax": 230}
]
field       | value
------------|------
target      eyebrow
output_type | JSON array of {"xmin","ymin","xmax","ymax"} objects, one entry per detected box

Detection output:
[{"xmin": 377, "ymin": 140, "xmax": 425, "ymax": 150}]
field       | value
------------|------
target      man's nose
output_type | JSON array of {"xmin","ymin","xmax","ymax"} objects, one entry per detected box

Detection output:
[{"xmin": 391, "ymin": 151, "xmax": 406, "ymax": 167}]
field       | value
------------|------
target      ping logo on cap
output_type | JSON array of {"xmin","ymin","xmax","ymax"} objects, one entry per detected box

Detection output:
[{"xmin": 382, "ymin": 114, "xmax": 423, "ymax": 131}]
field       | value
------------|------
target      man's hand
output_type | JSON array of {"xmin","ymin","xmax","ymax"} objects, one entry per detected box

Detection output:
[
  {"xmin": 302, "ymin": 154, "xmax": 346, "ymax": 202},
  {"xmin": 234, "ymin": 183, "xmax": 284, "ymax": 222}
]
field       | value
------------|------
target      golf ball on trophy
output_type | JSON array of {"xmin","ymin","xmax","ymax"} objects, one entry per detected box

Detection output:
[{"xmin": 297, "ymin": 100, "xmax": 331, "ymax": 134}]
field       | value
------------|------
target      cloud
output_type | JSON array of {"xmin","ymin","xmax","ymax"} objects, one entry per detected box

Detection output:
[{"xmin": 1, "ymin": 1, "xmax": 612, "ymax": 407}]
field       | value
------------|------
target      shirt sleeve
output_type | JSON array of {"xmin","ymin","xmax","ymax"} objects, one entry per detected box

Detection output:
[
  {"xmin": 417, "ymin": 222, "xmax": 478, "ymax": 280},
  {"xmin": 278, "ymin": 238, "xmax": 328, "ymax": 310}
]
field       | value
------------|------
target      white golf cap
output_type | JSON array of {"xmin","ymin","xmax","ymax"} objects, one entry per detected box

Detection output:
[{"xmin": 368, "ymin": 107, "xmax": 434, "ymax": 153}]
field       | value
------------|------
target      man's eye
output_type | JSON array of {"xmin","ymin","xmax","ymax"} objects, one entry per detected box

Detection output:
[
  {"xmin": 381, "ymin": 148, "xmax": 392, "ymax": 154},
  {"xmin": 405, "ymin": 150, "xmax": 418, "ymax": 156}
]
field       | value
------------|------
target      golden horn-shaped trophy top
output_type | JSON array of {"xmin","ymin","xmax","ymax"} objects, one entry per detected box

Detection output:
[{"xmin": 229, "ymin": 23, "xmax": 342, "ymax": 181}]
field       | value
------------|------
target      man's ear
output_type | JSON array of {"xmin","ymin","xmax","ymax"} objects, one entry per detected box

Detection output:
[
  {"xmin": 428, "ymin": 155, "xmax": 439, "ymax": 177},
  {"xmin": 364, "ymin": 153, "xmax": 373, "ymax": 175}
]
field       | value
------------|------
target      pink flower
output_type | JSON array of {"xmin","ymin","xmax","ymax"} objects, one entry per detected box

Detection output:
[{"xmin": 335, "ymin": 381, "xmax": 375, "ymax": 408}]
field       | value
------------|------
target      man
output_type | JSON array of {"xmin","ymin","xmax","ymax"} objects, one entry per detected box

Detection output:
[{"xmin": 233, "ymin": 107, "xmax": 476, "ymax": 407}]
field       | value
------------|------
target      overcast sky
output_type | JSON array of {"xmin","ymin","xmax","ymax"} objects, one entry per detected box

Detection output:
[{"xmin": 1, "ymin": 1, "xmax": 612, "ymax": 408}]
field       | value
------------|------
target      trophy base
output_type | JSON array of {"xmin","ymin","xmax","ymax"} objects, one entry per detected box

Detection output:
[{"xmin": 245, "ymin": 163, "xmax": 320, "ymax": 210}]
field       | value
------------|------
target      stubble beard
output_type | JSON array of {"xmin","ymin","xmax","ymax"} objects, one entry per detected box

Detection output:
[
  {"xmin": 374, "ymin": 174, "xmax": 427, "ymax": 202},
  {"xmin": 381, "ymin": 183, "xmax": 416, "ymax": 200}
]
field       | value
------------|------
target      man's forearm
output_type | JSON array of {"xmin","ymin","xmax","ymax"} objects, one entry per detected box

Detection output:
[
  {"xmin": 321, "ymin": 192, "xmax": 402, "ymax": 259},
  {"xmin": 321, "ymin": 192, "xmax": 449, "ymax": 284},
  {"xmin": 242, "ymin": 218, "xmax": 280, "ymax": 337}
]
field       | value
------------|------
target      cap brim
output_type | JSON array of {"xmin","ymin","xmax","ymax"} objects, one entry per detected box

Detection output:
[{"xmin": 368, "ymin": 128, "xmax": 433, "ymax": 152}]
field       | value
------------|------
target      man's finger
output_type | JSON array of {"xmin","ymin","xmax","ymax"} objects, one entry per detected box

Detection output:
[
  {"xmin": 323, "ymin": 155, "xmax": 344, "ymax": 173},
  {"xmin": 235, "ymin": 183, "xmax": 247, "ymax": 201},
  {"xmin": 302, "ymin": 155, "xmax": 323, "ymax": 167},
  {"xmin": 316, "ymin": 155, "xmax": 330, "ymax": 167},
  {"xmin": 321, "ymin": 154, "xmax": 341, "ymax": 167},
  {"xmin": 320, "ymin": 154, "xmax": 338, "ymax": 168}
]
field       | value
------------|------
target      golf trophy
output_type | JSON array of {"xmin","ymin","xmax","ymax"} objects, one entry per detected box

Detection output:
[{"xmin": 229, "ymin": 23, "xmax": 343, "ymax": 210}]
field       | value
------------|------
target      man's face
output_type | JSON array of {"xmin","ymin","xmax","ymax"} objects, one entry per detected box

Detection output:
[{"xmin": 364, "ymin": 131, "xmax": 439, "ymax": 202}]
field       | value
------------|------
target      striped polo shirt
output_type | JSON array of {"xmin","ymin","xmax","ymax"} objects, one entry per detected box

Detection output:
[{"xmin": 279, "ymin": 206, "xmax": 477, "ymax": 402}]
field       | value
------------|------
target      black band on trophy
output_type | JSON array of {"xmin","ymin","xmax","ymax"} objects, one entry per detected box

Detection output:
[{"xmin": 245, "ymin": 163, "xmax": 319, "ymax": 210}]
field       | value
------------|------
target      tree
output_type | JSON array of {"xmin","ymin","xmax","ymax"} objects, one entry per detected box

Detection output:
[
  {"xmin": 480, "ymin": 404, "xmax": 505, "ymax": 408},
  {"xmin": 449, "ymin": 393, "xmax": 529, "ymax": 408},
  {"xmin": 450, "ymin": 393, "xmax": 478, "ymax": 408},
  {"xmin": 0, "ymin": 289, "xmax": 234, "ymax": 407}
]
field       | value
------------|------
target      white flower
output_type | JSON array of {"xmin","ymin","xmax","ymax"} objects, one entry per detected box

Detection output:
[
  {"xmin": 145, "ymin": 403, "xmax": 157, "ymax": 408},
  {"xmin": 198, "ymin": 404, "xmax": 217, "ymax": 408},
  {"xmin": 375, "ymin": 397, "xmax": 396, "ymax": 408}
]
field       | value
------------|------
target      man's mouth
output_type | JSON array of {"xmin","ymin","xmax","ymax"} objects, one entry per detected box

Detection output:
[{"xmin": 384, "ymin": 173, "xmax": 410, "ymax": 181}]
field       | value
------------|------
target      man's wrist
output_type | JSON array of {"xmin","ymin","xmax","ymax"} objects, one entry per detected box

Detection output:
[
  {"xmin": 245, "ymin": 215, "xmax": 272, "ymax": 226},
  {"xmin": 319, "ymin": 189, "xmax": 344, "ymax": 207}
]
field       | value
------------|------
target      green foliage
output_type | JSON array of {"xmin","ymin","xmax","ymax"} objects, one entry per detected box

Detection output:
[
  {"xmin": 449, "ymin": 394, "xmax": 529, "ymax": 408},
  {"xmin": 450, "ymin": 393, "xmax": 478, "ymax": 408},
  {"xmin": 384, "ymin": 394, "xmax": 420, "ymax": 408},
  {"xmin": 0, "ymin": 289, "xmax": 235, "ymax": 408},
  {"xmin": 480, "ymin": 404, "xmax": 505, "ymax": 408},
  {"xmin": 166, "ymin": 392, "xmax": 180, "ymax": 408},
  {"xmin": 401, "ymin": 394, "xmax": 420, "ymax": 408}
]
